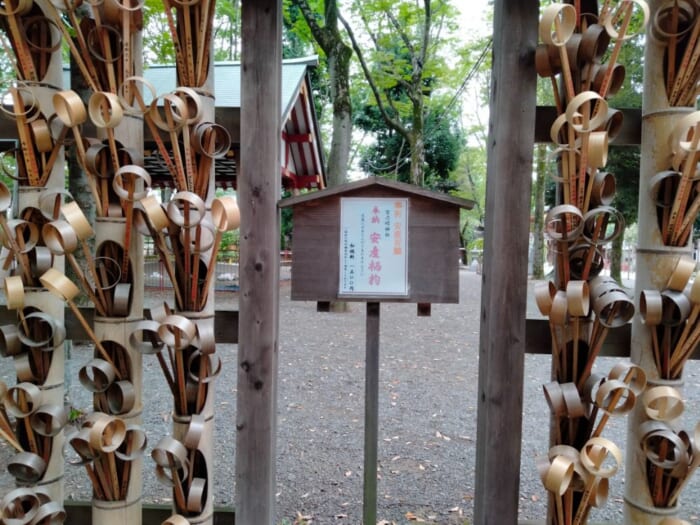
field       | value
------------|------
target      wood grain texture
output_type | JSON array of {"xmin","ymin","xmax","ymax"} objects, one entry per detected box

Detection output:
[
  {"xmin": 474, "ymin": 1, "xmax": 538, "ymax": 524},
  {"xmin": 235, "ymin": 2, "xmax": 282, "ymax": 524},
  {"xmin": 286, "ymin": 184, "xmax": 462, "ymax": 303}
]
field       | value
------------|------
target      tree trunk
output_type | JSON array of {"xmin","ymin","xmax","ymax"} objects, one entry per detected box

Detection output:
[
  {"xmin": 325, "ymin": 41, "xmax": 353, "ymax": 187},
  {"xmin": 610, "ymin": 229, "xmax": 624, "ymax": 283},
  {"xmin": 410, "ymin": 97, "xmax": 425, "ymax": 186},
  {"xmin": 532, "ymin": 144, "xmax": 547, "ymax": 279}
]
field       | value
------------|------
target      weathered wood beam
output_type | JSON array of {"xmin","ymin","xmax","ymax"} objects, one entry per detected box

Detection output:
[
  {"xmin": 235, "ymin": 1, "xmax": 282, "ymax": 524},
  {"xmin": 474, "ymin": 1, "xmax": 538, "ymax": 524}
]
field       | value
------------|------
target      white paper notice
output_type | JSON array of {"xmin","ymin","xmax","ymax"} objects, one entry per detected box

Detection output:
[{"xmin": 339, "ymin": 197, "xmax": 408, "ymax": 297}]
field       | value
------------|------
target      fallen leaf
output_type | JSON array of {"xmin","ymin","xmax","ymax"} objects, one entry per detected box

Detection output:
[
  {"xmin": 531, "ymin": 494, "xmax": 540, "ymax": 502},
  {"xmin": 404, "ymin": 511, "xmax": 425, "ymax": 522}
]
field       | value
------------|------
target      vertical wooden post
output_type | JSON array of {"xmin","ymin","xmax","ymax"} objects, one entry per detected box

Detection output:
[
  {"xmin": 236, "ymin": 1, "xmax": 282, "ymax": 524},
  {"xmin": 363, "ymin": 302, "xmax": 380, "ymax": 525},
  {"xmin": 474, "ymin": 1, "xmax": 538, "ymax": 524}
]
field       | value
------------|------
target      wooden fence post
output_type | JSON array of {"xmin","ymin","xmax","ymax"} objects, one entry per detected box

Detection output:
[
  {"xmin": 474, "ymin": 1, "xmax": 538, "ymax": 524},
  {"xmin": 236, "ymin": 1, "xmax": 282, "ymax": 524}
]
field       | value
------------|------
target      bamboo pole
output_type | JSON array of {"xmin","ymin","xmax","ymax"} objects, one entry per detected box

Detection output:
[{"xmin": 625, "ymin": 1, "xmax": 693, "ymax": 522}]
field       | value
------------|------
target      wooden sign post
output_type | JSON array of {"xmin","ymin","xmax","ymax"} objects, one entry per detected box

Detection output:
[{"xmin": 280, "ymin": 177, "xmax": 474, "ymax": 522}]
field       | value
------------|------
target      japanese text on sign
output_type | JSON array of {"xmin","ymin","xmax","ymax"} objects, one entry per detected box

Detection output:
[{"xmin": 339, "ymin": 197, "xmax": 408, "ymax": 296}]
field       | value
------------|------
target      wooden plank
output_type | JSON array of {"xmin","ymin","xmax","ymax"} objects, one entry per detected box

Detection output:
[
  {"xmin": 235, "ymin": 2, "xmax": 282, "ymax": 524},
  {"xmin": 289, "ymin": 190, "xmax": 461, "ymax": 304},
  {"xmin": 474, "ymin": 2, "xmax": 538, "ymax": 524},
  {"xmin": 363, "ymin": 302, "xmax": 380, "ymax": 525}
]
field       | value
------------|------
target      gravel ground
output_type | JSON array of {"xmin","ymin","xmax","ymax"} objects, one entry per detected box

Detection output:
[{"xmin": 2, "ymin": 268, "xmax": 700, "ymax": 524}]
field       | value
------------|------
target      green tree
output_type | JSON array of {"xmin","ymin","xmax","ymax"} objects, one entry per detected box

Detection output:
[
  {"xmin": 340, "ymin": 0, "xmax": 464, "ymax": 186},
  {"xmin": 286, "ymin": 0, "xmax": 353, "ymax": 187},
  {"xmin": 355, "ymin": 98, "xmax": 464, "ymax": 187}
]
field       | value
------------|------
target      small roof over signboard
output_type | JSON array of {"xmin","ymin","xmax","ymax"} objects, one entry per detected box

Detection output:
[
  {"xmin": 279, "ymin": 176, "xmax": 475, "ymax": 210},
  {"xmin": 281, "ymin": 176, "xmax": 475, "ymax": 305}
]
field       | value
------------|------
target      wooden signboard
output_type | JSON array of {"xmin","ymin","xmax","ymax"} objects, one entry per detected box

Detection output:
[
  {"xmin": 279, "ymin": 176, "xmax": 475, "ymax": 304},
  {"xmin": 279, "ymin": 177, "xmax": 474, "ymax": 524}
]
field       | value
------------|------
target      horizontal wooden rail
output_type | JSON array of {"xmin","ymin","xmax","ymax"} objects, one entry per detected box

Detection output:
[{"xmin": 0, "ymin": 308, "xmax": 239, "ymax": 344}]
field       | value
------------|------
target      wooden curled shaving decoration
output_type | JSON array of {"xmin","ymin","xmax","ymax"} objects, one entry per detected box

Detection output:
[
  {"xmin": 601, "ymin": 0, "xmax": 650, "ymax": 41},
  {"xmin": 158, "ymin": 315, "xmax": 197, "ymax": 350},
  {"xmin": 187, "ymin": 351, "xmax": 222, "ymax": 384},
  {"xmin": 39, "ymin": 268, "xmax": 80, "ymax": 302},
  {"xmin": 643, "ymin": 386, "xmax": 685, "ymax": 421},
  {"xmin": 649, "ymin": 170, "xmax": 683, "ymax": 207},
  {"xmin": 17, "ymin": 312, "xmax": 65, "ymax": 351},
  {"xmin": 652, "ymin": 1, "xmax": 698, "ymax": 41},
  {"xmin": 112, "ymin": 165, "xmax": 152, "ymax": 201},
  {"xmin": 582, "ymin": 206, "xmax": 625, "ymax": 244},
  {"xmin": 666, "ymin": 256, "xmax": 696, "ymax": 291},
  {"xmin": 543, "ymin": 382, "xmax": 567, "ymax": 417},
  {"xmin": 591, "ymin": 287, "xmax": 635, "ymax": 328},
  {"xmin": 550, "ymin": 290, "xmax": 569, "ymax": 326},
  {"xmin": 194, "ymin": 318, "xmax": 215, "ymax": 355},
  {"xmin": 211, "ymin": 195, "xmax": 241, "ymax": 231},
  {"xmin": 639, "ymin": 421, "xmax": 690, "ymax": 479},
  {"xmin": 534, "ymin": 280, "xmax": 557, "ymax": 316},
  {"xmin": 607, "ymin": 362, "xmax": 647, "ymax": 396},
  {"xmin": 30, "ymin": 404, "xmax": 68, "ymax": 437},
  {"xmin": 149, "ymin": 93, "xmax": 188, "ymax": 132},
  {"xmin": 166, "ymin": 191, "xmax": 206, "ymax": 228},
  {"xmin": 61, "ymin": 201, "xmax": 95, "ymax": 240},
  {"xmin": 546, "ymin": 205, "xmax": 585, "ymax": 242},
  {"xmin": 565, "ymin": 91, "xmax": 609, "ymax": 133},
  {"xmin": 566, "ymin": 280, "xmax": 590, "ymax": 317},
  {"xmin": 88, "ymin": 91, "xmax": 124, "ymax": 129},
  {"xmin": 0, "ymin": 488, "xmax": 41, "ymax": 525},
  {"xmin": 594, "ymin": 379, "xmax": 635, "ymax": 415},
  {"xmin": 580, "ymin": 437, "xmax": 622, "ymax": 478},
  {"xmin": 129, "ymin": 320, "xmax": 164, "ymax": 354},
  {"xmin": 540, "ymin": 4, "xmax": 577, "ymax": 47},
  {"xmin": 31, "ymin": 501, "xmax": 66, "ymax": 524},
  {"xmin": 115, "ymin": 425, "xmax": 148, "ymax": 462},
  {"xmin": 179, "ymin": 219, "xmax": 216, "ymax": 254},
  {"xmin": 670, "ymin": 111, "xmax": 700, "ymax": 168},
  {"xmin": 3, "ymin": 381, "xmax": 41, "ymax": 417},
  {"xmin": 3, "ymin": 219, "xmax": 39, "ymax": 253},
  {"xmin": 4, "ymin": 275, "xmax": 24, "ymax": 310},
  {"xmin": 0, "ymin": 324, "xmax": 22, "ymax": 358},
  {"xmin": 187, "ymin": 477, "xmax": 207, "ymax": 513},
  {"xmin": 151, "ymin": 435, "xmax": 190, "ymax": 486},
  {"xmin": 38, "ymin": 189, "xmax": 72, "ymax": 221},
  {"xmin": 42, "ymin": 219, "xmax": 79, "ymax": 255},
  {"xmin": 79, "ymin": 358, "xmax": 118, "ymax": 393},
  {"xmin": 87, "ymin": 413, "xmax": 127, "ymax": 453},
  {"xmin": 7, "ymin": 451, "xmax": 47, "ymax": 483},
  {"xmin": 640, "ymin": 289, "xmax": 664, "ymax": 326},
  {"xmin": 66, "ymin": 428, "xmax": 99, "ymax": 465},
  {"xmin": 118, "ymin": 76, "xmax": 157, "ymax": 115},
  {"xmin": 139, "ymin": 195, "xmax": 169, "ymax": 231},
  {"xmin": 660, "ymin": 290, "xmax": 691, "ymax": 326},
  {"xmin": 106, "ymin": 380, "xmax": 136, "ymax": 414},
  {"xmin": 52, "ymin": 90, "xmax": 87, "ymax": 128},
  {"xmin": 0, "ymin": 84, "xmax": 40, "ymax": 122},
  {"xmin": 193, "ymin": 122, "xmax": 231, "ymax": 158},
  {"xmin": 182, "ymin": 413, "xmax": 205, "ymax": 449}
]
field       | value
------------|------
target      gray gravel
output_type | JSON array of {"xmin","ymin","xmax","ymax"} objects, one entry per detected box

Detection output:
[{"xmin": 2, "ymin": 268, "xmax": 700, "ymax": 524}]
